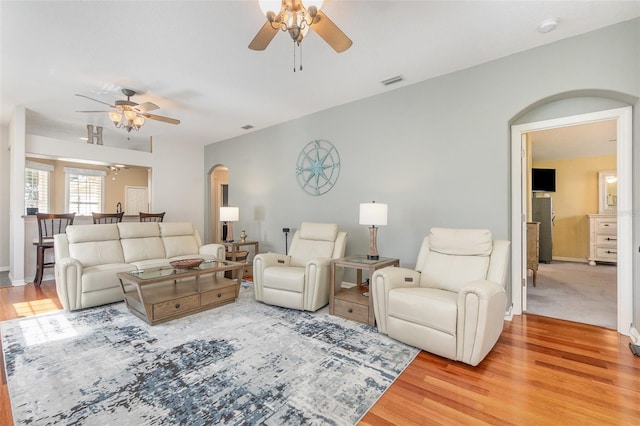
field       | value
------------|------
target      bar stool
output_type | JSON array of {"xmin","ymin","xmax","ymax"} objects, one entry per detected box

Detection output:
[
  {"xmin": 139, "ymin": 212, "xmax": 165, "ymax": 222},
  {"xmin": 34, "ymin": 213, "xmax": 75, "ymax": 286},
  {"xmin": 92, "ymin": 212, "xmax": 124, "ymax": 224}
]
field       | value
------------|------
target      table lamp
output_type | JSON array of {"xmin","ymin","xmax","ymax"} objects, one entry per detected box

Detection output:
[
  {"xmin": 220, "ymin": 207, "xmax": 239, "ymax": 242},
  {"xmin": 359, "ymin": 201, "xmax": 388, "ymax": 260}
]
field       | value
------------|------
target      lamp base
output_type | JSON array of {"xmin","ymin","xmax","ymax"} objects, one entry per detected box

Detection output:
[{"xmin": 367, "ymin": 254, "xmax": 379, "ymax": 260}]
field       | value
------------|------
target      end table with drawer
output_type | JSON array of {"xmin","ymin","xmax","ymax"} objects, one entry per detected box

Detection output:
[{"xmin": 330, "ymin": 255, "xmax": 400, "ymax": 326}]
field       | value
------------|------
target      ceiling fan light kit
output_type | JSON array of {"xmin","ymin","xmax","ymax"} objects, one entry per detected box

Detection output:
[
  {"xmin": 250, "ymin": 0, "xmax": 352, "ymax": 71},
  {"xmin": 75, "ymin": 88, "xmax": 180, "ymax": 133}
]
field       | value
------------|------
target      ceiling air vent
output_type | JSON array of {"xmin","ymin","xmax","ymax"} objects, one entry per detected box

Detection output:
[
  {"xmin": 241, "ymin": 124, "xmax": 254, "ymax": 130},
  {"xmin": 381, "ymin": 75, "xmax": 404, "ymax": 86}
]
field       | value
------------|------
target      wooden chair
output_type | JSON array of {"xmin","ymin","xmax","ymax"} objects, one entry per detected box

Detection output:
[
  {"xmin": 92, "ymin": 212, "xmax": 124, "ymax": 224},
  {"xmin": 34, "ymin": 213, "xmax": 75, "ymax": 286},
  {"xmin": 139, "ymin": 212, "xmax": 165, "ymax": 222}
]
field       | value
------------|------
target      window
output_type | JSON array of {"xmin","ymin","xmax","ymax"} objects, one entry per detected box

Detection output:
[
  {"xmin": 25, "ymin": 161, "xmax": 52, "ymax": 213},
  {"xmin": 65, "ymin": 167, "xmax": 106, "ymax": 215}
]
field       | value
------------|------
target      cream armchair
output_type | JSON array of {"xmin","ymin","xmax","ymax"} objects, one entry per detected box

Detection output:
[
  {"xmin": 253, "ymin": 222, "xmax": 347, "ymax": 312},
  {"xmin": 371, "ymin": 228, "xmax": 510, "ymax": 366}
]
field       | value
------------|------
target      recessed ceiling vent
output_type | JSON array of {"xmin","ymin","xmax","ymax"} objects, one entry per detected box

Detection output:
[
  {"xmin": 381, "ymin": 75, "xmax": 404, "ymax": 86},
  {"xmin": 241, "ymin": 124, "xmax": 254, "ymax": 130}
]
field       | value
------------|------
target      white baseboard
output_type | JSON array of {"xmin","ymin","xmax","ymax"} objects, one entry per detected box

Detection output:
[
  {"xmin": 0, "ymin": 266, "xmax": 9, "ymax": 272},
  {"xmin": 551, "ymin": 257, "xmax": 589, "ymax": 263},
  {"xmin": 504, "ymin": 305, "xmax": 513, "ymax": 321}
]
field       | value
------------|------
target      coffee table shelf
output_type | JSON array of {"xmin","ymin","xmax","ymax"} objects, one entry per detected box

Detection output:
[{"xmin": 118, "ymin": 260, "xmax": 244, "ymax": 325}]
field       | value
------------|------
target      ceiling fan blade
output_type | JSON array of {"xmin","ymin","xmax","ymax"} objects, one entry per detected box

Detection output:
[
  {"xmin": 311, "ymin": 11, "xmax": 352, "ymax": 53},
  {"xmin": 75, "ymin": 93, "xmax": 115, "ymax": 108},
  {"xmin": 135, "ymin": 102, "xmax": 159, "ymax": 112},
  {"xmin": 249, "ymin": 21, "xmax": 279, "ymax": 51},
  {"xmin": 141, "ymin": 113, "xmax": 180, "ymax": 125}
]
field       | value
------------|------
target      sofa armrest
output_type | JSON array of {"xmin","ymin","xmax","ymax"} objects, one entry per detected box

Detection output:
[
  {"xmin": 456, "ymin": 279, "xmax": 507, "ymax": 366},
  {"xmin": 371, "ymin": 267, "xmax": 421, "ymax": 334},
  {"xmin": 199, "ymin": 243, "xmax": 225, "ymax": 260},
  {"xmin": 303, "ymin": 257, "xmax": 333, "ymax": 311},
  {"xmin": 54, "ymin": 257, "xmax": 84, "ymax": 311},
  {"xmin": 253, "ymin": 253, "xmax": 291, "ymax": 301}
]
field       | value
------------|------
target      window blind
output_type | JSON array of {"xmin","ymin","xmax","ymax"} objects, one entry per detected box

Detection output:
[
  {"xmin": 25, "ymin": 167, "xmax": 50, "ymax": 213},
  {"xmin": 66, "ymin": 168, "xmax": 104, "ymax": 215}
]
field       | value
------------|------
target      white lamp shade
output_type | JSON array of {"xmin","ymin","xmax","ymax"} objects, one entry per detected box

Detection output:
[
  {"xmin": 258, "ymin": 0, "xmax": 282, "ymax": 15},
  {"xmin": 219, "ymin": 206, "xmax": 239, "ymax": 222},
  {"xmin": 359, "ymin": 202, "xmax": 388, "ymax": 226}
]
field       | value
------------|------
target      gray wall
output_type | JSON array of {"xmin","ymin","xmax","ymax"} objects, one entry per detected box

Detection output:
[{"xmin": 205, "ymin": 19, "xmax": 640, "ymax": 324}]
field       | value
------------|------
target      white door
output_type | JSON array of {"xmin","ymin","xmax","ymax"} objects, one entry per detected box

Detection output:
[{"xmin": 125, "ymin": 186, "xmax": 148, "ymax": 215}]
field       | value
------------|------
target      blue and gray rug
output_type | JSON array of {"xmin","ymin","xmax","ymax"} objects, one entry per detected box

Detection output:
[{"xmin": 1, "ymin": 283, "xmax": 418, "ymax": 425}]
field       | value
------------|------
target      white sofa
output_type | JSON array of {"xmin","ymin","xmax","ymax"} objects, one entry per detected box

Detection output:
[{"xmin": 54, "ymin": 222, "xmax": 225, "ymax": 311}]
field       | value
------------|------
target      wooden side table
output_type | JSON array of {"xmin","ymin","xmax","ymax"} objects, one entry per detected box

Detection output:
[
  {"xmin": 222, "ymin": 241, "xmax": 259, "ymax": 278},
  {"xmin": 330, "ymin": 255, "xmax": 399, "ymax": 326}
]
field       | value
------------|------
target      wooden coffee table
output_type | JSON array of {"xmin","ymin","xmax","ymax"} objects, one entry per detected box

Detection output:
[{"xmin": 117, "ymin": 259, "xmax": 244, "ymax": 325}]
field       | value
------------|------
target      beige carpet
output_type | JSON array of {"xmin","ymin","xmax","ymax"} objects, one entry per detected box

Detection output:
[{"xmin": 526, "ymin": 261, "xmax": 616, "ymax": 329}]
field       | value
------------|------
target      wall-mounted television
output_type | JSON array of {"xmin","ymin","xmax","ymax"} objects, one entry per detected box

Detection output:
[{"xmin": 532, "ymin": 168, "xmax": 556, "ymax": 192}]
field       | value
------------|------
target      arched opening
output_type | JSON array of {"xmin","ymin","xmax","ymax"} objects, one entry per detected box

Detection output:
[
  {"xmin": 207, "ymin": 165, "xmax": 228, "ymax": 244},
  {"xmin": 510, "ymin": 91, "xmax": 634, "ymax": 335}
]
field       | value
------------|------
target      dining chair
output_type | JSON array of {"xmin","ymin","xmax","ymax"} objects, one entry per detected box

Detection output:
[
  {"xmin": 139, "ymin": 212, "xmax": 165, "ymax": 222},
  {"xmin": 34, "ymin": 213, "xmax": 76, "ymax": 286},
  {"xmin": 92, "ymin": 212, "xmax": 125, "ymax": 224}
]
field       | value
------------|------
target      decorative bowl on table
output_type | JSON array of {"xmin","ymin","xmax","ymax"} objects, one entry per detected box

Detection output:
[{"xmin": 169, "ymin": 258, "xmax": 204, "ymax": 270}]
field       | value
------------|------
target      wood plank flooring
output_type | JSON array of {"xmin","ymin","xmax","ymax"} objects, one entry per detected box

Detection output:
[{"xmin": 1, "ymin": 281, "xmax": 638, "ymax": 425}]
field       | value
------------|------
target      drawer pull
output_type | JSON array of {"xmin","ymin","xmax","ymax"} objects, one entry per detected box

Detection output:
[
  {"xmin": 603, "ymin": 223, "xmax": 610, "ymax": 227},
  {"xmin": 606, "ymin": 237, "xmax": 617, "ymax": 241},
  {"xmin": 217, "ymin": 292, "xmax": 222, "ymax": 298},
  {"xmin": 348, "ymin": 308, "xmax": 353, "ymax": 313},
  {"xmin": 175, "ymin": 303, "xmax": 181, "ymax": 309},
  {"xmin": 606, "ymin": 250, "xmax": 617, "ymax": 254}
]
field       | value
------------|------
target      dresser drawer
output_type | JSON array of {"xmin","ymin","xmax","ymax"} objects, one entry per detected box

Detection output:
[
  {"xmin": 595, "ymin": 219, "xmax": 617, "ymax": 233},
  {"xmin": 201, "ymin": 285, "xmax": 236, "ymax": 307},
  {"xmin": 153, "ymin": 294, "xmax": 200, "ymax": 320},
  {"xmin": 596, "ymin": 234, "xmax": 617, "ymax": 245},
  {"xmin": 595, "ymin": 247, "xmax": 617, "ymax": 261},
  {"xmin": 334, "ymin": 298, "xmax": 369, "ymax": 323}
]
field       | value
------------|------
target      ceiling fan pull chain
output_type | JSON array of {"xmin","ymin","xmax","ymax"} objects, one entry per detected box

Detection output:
[
  {"xmin": 300, "ymin": 43, "xmax": 303, "ymax": 71},
  {"xmin": 293, "ymin": 41, "xmax": 296, "ymax": 72}
]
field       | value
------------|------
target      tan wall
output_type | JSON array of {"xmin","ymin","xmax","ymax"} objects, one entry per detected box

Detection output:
[
  {"xmin": 532, "ymin": 155, "xmax": 616, "ymax": 260},
  {"xmin": 26, "ymin": 157, "xmax": 148, "ymax": 214}
]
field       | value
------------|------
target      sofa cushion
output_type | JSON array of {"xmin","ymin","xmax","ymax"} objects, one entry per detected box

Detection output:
[
  {"xmin": 289, "ymin": 240, "xmax": 335, "ymax": 268},
  {"xmin": 429, "ymin": 228, "xmax": 492, "ymax": 256},
  {"xmin": 81, "ymin": 263, "xmax": 133, "ymax": 293},
  {"xmin": 68, "ymin": 240, "xmax": 125, "ymax": 268},
  {"xmin": 298, "ymin": 222, "xmax": 338, "ymax": 241},
  {"xmin": 121, "ymin": 237, "xmax": 166, "ymax": 263},
  {"xmin": 420, "ymin": 251, "xmax": 489, "ymax": 293},
  {"xmin": 117, "ymin": 222, "xmax": 160, "ymax": 238},
  {"xmin": 264, "ymin": 266, "xmax": 305, "ymax": 293},
  {"xmin": 159, "ymin": 222, "xmax": 200, "ymax": 258},
  {"xmin": 66, "ymin": 224, "xmax": 120, "ymax": 244},
  {"xmin": 388, "ymin": 287, "xmax": 458, "ymax": 335}
]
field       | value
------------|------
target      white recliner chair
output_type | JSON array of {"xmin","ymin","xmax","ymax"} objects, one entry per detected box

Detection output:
[
  {"xmin": 371, "ymin": 228, "xmax": 510, "ymax": 366},
  {"xmin": 253, "ymin": 222, "xmax": 347, "ymax": 312}
]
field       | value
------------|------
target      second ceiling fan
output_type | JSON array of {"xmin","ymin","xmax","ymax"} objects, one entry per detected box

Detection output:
[
  {"xmin": 76, "ymin": 88, "xmax": 180, "ymax": 133},
  {"xmin": 249, "ymin": 0, "xmax": 352, "ymax": 53}
]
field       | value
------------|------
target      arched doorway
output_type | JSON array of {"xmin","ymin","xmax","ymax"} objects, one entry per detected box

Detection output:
[
  {"xmin": 207, "ymin": 165, "xmax": 228, "ymax": 244},
  {"xmin": 511, "ymin": 104, "xmax": 632, "ymax": 335}
]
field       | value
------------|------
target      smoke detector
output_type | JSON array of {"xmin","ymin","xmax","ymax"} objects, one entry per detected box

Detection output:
[{"xmin": 538, "ymin": 18, "xmax": 559, "ymax": 34}]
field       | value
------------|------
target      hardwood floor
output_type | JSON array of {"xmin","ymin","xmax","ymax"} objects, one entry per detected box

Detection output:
[{"xmin": 1, "ymin": 281, "xmax": 638, "ymax": 425}]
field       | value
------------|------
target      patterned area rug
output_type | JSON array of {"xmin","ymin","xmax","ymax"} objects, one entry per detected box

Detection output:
[{"xmin": 1, "ymin": 283, "xmax": 418, "ymax": 425}]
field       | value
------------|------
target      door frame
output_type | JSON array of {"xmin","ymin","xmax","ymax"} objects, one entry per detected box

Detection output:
[{"xmin": 510, "ymin": 106, "xmax": 632, "ymax": 335}]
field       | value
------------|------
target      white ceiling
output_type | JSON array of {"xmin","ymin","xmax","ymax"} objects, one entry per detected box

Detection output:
[
  {"xmin": 2, "ymin": 1, "xmax": 639, "ymax": 151},
  {"xmin": 529, "ymin": 119, "xmax": 617, "ymax": 162}
]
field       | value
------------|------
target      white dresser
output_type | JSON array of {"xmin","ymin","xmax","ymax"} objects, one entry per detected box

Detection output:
[{"xmin": 587, "ymin": 214, "xmax": 617, "ymax": 265}]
